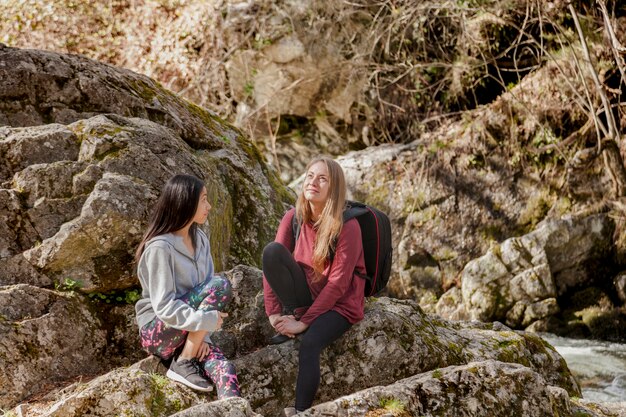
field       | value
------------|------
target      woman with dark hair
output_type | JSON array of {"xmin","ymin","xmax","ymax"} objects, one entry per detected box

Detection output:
[
  {"xmin": 135, "ymin": 174, "xmax": 240, "ymax": 397},
  {"xmin": 262, "ymin": 157, "xmax": 366, "ymax": 415}
]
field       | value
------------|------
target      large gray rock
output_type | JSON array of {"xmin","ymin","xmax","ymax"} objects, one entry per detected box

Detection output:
[
  {"xmin": 171, "ymin": 397, "xmax": 262, "ymax": 417},
  {"xmin": 1, "ymin": 265, "xmax": 270, "ymax": 411},
  {"xmin": 461, "ymin": 214, "xmax": 613, "ymax": 324},
  {"xmin": 8, "ymin": 272, "xmax": 580, "ymax": 417},
  {"xmin": 233, "ymin": 297, "xmax": 580, "ymax": 416},
  {"xmin": 0, "ymin": 45, "xmax": 293, "ymax": 289},
  {"xmin": 0, "ymin": 285, "xmax": 107, "ymax": 409},
  {"xmin": 0, "ymin": 43, "xmax": 231, "ymax": 150},
  {"xmin": 301, "ymin": 360, "xmax": 604, "ymax": 417},
  {"xmin": 15, "ymin": 361, "xmax": 206, "ymax": 417},
  {"xmin": 0, "ymin": 45, "xmax": 294, "ymax": 410}
]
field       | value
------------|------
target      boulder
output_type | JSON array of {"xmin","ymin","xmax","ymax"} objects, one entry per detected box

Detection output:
[
  {"xmin": 0, "ymin": 45, "xmax": 293, "ymax": 289},
  {"xmin": 0, "ymin": 285, "xmax": 107, "ymax": 409},
  {"xmin": 15, "ymin": 360, "xmax": 205, "ymax": 417},
  {"xmin": 300, "ymin": 360, "xmax": 601, "ymax": 417},
  {"xmin": 9, "ymin": 290, "xmax": 581, "ymax": 417},
  {"xmin": 0, "ymin": 264, "xmax": 274, "ymax": 410},
  {"xmin": 573, "ymin": 399, "xmax": 626, "ymax": 417},
  {"xmin": 171, "ymin": 397, "xmax": 262, "ymax": 417},
  {"xmin": 435, "ymin": 286, "xmax": 469, "ymax": 321},
  {"xmin": 233, "ymin": 297, "xmax": 580, "ymax": 416},
  {"xmin": 461, "ymin": 214, "xmax": 613, "ymax": 324}
]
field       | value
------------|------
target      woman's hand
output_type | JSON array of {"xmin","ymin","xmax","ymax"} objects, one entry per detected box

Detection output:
[
  {"xmin": 268, "ymin": 314, "xmax": 282, "ymax": 329},
  {"xmin": 196, "ymin": 341, "xmax": 211, "ymax": 361},
  {"xmin": 269, "ymin": 314, "xmax": 294, "ymax": 329},
  {"xmin": 275, "ymin": 316, "xmax": 308, "ymax": 337}
]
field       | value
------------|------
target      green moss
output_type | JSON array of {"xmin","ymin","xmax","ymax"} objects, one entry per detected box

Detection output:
[
  {"xmin": 55, "ymin": 277, "xmax": 83, "ymax": 292},
  {"xmin": 446, "ymin": 342, "xmax": 463, "ymax": 360},
  {"xmin": 496, "ymin": 340, "xmax": 515, "ymax": 349},
  {"xmin": 516, "ymin": 189, "xmax": 553, "ymax": 233},
  {"xmin": 185, "ymin": 101, "xmax": 220, "ymax": 132},
  {"xmin": 148, "ymin": 373, "xmax": 169, "ymax": 416},
  {"xmin": 88, "ymin": 287, "xmax": 141, "ymax": 305},
  {"xmin": 379, "ymin": 397, "xmax": 406, "ymax": 415},
  {"xmin": 432, "ymin": 369, "xmax": 443, "ymax": 379},
  {"xmin": 127, "ymin": 78, "xmax": 158, "ymax": 101}
]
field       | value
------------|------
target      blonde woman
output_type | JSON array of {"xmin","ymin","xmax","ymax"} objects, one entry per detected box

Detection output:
[{"xmin": 262, "ymin": 156, "xmax": 366, "ymax": 415}]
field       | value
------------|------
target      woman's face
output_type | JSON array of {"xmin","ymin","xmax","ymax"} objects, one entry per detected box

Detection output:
[
  {"xmin": 193, "ymin": 186, "xmax": 211, "ymax": 224},
  {"xmin": 303, "ymin": 161, "xmax": 330, "ymax": 205}
]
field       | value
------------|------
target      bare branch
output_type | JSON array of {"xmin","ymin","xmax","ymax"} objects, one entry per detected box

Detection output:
[
  {"xmin": 597, "ymin": 0, "xmax": 626, "ymax": 87},
  {"xmin": 569, "ymin": 3, "xmax": 619, "ymax": 142}
]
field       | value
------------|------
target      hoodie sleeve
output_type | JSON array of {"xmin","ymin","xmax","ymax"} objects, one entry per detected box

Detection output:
[{"xmin": 142, "ymin": 244, "xmax": 219, "ymax": 332}]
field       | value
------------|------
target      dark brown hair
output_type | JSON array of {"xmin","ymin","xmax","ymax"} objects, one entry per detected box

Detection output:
[{"xmin": 135, "ymin": 174, "xmax": 205, "ymax": 262}]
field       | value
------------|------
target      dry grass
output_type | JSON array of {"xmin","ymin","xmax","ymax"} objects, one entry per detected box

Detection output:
[
  {"xmin": 1, "ymin": 0, "xmax": 624, "ymax": 173},
  {"xmin": 0, "ymin": 0, "xmax": 236, "ymax": 116}
]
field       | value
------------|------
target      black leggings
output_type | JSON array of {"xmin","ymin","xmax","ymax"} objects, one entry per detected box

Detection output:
[
  {"xmin": 295, "ymin": 310, "xmax": 351, "ymax": 411},
  {"xmin": 262, "ymin": 242, "xmax": 352, "ymax": 411},
  {"xmin": 262, "ymin": 241, "xmax": 312, "ymax": 312}
]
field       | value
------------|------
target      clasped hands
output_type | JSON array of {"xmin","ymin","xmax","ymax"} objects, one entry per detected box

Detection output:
[{"xmin": 269, "ymin": 314, "xmax": 308, "ymax": 338}]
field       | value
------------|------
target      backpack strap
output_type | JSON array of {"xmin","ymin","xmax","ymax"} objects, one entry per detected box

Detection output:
[
  {"xmin": 290, "ymin": 201, "xmax": 367, "ymax": 275},
  {"xmin": 291, "ymin": 208, "xmax": 301, "ymax": 247}
]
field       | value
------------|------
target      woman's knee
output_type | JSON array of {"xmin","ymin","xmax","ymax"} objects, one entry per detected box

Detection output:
[
  {"xmin": 198, "ymin": 275, "xmax": 232, "ymax": 311},
  {"xmin": 263, "ymin": 241, "xmax": 288, "ymax": 264},
  {"xmin": 212, "ymin": 274, "xmax": 232, "ymax": 295}
]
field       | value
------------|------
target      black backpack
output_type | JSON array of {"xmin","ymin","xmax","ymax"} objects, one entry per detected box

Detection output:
[{"xmin": 291, "ymin": 201, "xmax": 392, "ymax": 296}]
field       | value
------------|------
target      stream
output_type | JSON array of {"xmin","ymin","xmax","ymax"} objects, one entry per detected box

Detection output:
[{"xmin": 540, "ymin": 334, "xmax": 626, "ymax": 402}]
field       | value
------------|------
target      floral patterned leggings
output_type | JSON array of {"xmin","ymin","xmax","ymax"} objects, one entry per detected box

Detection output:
[{"xmin": 139, "ymin": 275, "xmax": 241, "ymax": 398}]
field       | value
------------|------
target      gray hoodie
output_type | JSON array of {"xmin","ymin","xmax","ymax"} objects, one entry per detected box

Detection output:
[{"xmin": 135, "ymin": 228, "xmax": 219, "ymax": 340}]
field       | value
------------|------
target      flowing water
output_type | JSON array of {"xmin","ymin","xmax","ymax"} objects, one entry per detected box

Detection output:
[{"xmin": 540, "ymin": 334, "xmax": 626, "ymax": 402}]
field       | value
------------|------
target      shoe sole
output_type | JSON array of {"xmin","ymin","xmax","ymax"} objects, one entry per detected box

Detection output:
[
  {"xmin": 166, "ymin": 369, "xmax": 213, "ymax": 392},
  {"xmin": 269, "ymin": 334, "xmax": 292, "ymax": 345}
]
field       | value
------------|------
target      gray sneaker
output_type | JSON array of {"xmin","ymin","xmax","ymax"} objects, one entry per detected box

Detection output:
[{"xmin": 166, "ymin": 357, "xmax": 213, "ymax": 392}]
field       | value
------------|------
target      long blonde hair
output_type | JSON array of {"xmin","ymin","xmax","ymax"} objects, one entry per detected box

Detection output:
[{"xmin": 295, "ymin": 156, "xmax": 346, "ymax": 277}]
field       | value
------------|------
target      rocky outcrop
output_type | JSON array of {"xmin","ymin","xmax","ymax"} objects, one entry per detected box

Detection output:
[
  {"xmin": 171, "ymin": 397, "xmax": 262, "ymax": 417},
  {"xmin": 0, "ymin": 263, "xmax": 271, "ymax": 410},
  {"xmin": 0, "ymin": 44, "xmax": 293, "ymax": 280},
  {"xmin": 301, "ymin": 360, "xmax": 607, "ymax": 417},
  {"xmin": 14, "ymin": 358, "xmax": 206, "ymax": 417},
  {"xmin": 459, "ymin": 214, "xmax": 613, "ymax": 326},
  {"xmin": 234, "ymin": 297, "xmax": 579, "ymax": 416},
  {"xmin": 0, "ymin": 285, "xmax": 108, "ymax": 408},
  {"xmin": 0, "ymin": 45, "xmax": 294, "ymax": 409},
  {"xmin": 9, "ymin": 271, "xmax": 582, "ymax": 416}
]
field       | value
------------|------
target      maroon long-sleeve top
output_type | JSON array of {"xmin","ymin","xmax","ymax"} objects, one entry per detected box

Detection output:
[{"xmin": 263, "ymin": 208, "xmax": 367, "ymax": 325}]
